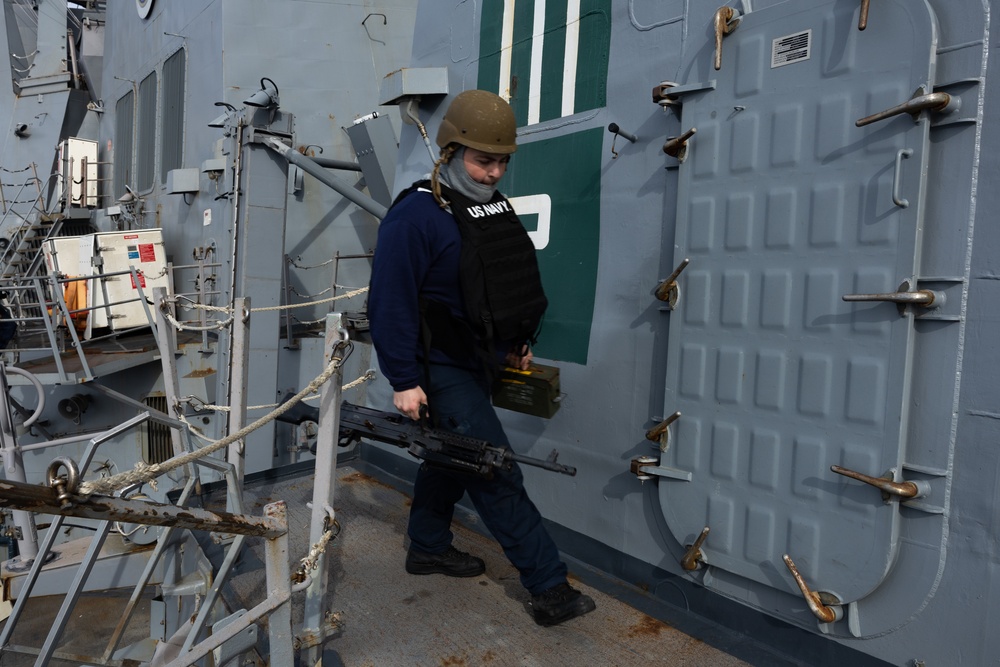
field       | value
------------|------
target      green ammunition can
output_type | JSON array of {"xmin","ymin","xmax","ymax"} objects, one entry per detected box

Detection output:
[{"xmin": 492, "ymin": 363, "xmax": 562, "ymax": 418}]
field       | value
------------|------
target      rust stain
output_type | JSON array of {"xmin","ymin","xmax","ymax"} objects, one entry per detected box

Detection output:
[
  {"xmin": 439, "ymin": 656, "xmax": 467, "ymax": 666},
  {"xmin": 480, "ymin": 650, "xmax": 496, "ymax": 663},
  {"xmin": 341, "ymin": 471, "xmax": 395, "ymax": 491},
  {"xmin": 626, "ymin": 614, "xmax": 671, "ymax": 638},
  {"xmin": 183, "ymin": 368, "xmax": 216, "ymax": 378}
]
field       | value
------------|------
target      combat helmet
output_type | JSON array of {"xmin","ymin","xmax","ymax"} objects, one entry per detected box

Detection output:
[{"xmin": 436, "ymin": 90, "xmax": 517, "ymax": 154}]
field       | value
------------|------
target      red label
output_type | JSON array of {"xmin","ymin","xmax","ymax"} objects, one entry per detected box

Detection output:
[
  {"xmin": 130, "ymin": 271, "xmax": 147, "ymax": 289},
  {"xmin": 138, "ymin": 243, "xmax": 156, "ymax": 262},
  {"xmin": 124, "ymin": 234, "xmax": 139, "ymax": 239}
]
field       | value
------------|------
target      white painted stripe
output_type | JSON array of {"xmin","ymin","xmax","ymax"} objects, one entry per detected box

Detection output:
[
  {"xmin": 499, "ymin": 0, "xmax": 516, "ymax": 101},
  {"xmin": 562, "ymin": 0, "xmax": 581, "ymax": 117},
  {"xmin": 527, "ymin": 0, "xmax": 546, "ymax": 125}
]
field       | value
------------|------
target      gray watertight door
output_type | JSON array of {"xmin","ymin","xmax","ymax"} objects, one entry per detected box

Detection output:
[{"xmin": 660, "ymin": 0, "xmax": 939, "ymax": 604}]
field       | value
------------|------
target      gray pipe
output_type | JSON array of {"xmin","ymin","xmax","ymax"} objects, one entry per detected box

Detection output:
[{"xmin": 258, "ymin": 136, "xmax": 387, "ymax": 219}]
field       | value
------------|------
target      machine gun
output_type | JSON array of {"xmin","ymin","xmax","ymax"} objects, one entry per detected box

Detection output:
[{"xmin": 277, "ymin": 397, "xmax": 576, "ymax": 477}]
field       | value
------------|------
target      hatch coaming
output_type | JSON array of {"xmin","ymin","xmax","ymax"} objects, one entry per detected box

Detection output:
[{"xmin": 657, "ymin": 0, "xmax": 952, "ymax": 630}]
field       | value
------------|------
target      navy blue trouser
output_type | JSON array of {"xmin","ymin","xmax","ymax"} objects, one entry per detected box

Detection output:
[{"xmin": 407, "ymin": 363, "xmax": 568, "ymax": 595}]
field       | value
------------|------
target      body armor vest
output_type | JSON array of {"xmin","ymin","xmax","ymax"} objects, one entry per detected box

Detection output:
[{"xmin": 390, "ymin": 181, "xmax": 548, "ymax": 363}]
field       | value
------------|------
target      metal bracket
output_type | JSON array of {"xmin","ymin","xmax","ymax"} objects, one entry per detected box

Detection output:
[
  {"xmin": 294, "ymin": 612, "xmax": 344, "ymax": 651},
  {"xmin": 629, "ymin": 455, "xmax": 693, "ymax": 482},
  {"xmin": 652, "ymin": 80, "xmax": 717, "ymax": 108}
]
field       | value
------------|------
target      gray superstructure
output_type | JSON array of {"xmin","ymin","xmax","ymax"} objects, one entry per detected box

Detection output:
[{"xmin": 0, "ymin": 1, "xmax": 996, "ymax": 665}]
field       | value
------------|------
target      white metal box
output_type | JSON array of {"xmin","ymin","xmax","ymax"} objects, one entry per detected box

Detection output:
[
  {"xmin": 42, "ymin": 234, "xmax": 108, "ymax": 337},
  {"xmin": 93, "ymin": 229, "xmax": 170, "ymax": 330}
]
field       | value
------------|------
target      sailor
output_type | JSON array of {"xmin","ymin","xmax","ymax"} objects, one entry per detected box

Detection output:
[{"xmin": 368, "ymin": 89, "xmax": 596, "ymax": 627}]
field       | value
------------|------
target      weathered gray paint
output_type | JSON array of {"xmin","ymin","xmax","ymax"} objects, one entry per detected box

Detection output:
[
  {"xmin": 392, "ymin": 1, "xmax": 997, "ymax": 664},
  {"xmin": 2, "ymin": 1, "xmax": 999, "ymax": 664}
]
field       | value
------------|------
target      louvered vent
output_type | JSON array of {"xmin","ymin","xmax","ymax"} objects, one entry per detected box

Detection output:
[{"xmin": 141, "ymin": 395, "xmax": 172, "ymax": 464}]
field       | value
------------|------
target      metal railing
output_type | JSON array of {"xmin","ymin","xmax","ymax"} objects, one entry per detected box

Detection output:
[
  {"xmin": 0, "ymin": 413, "xmax": 297, "ymax": 666},
  {"xmin": 0, "ymin": 266, "xmax": 156, "ymax": 382}
]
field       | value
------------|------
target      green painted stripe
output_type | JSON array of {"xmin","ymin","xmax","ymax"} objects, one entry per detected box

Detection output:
[
  {"xmin": 477, "ymin": 1, "xmax": 506, "ymax": 95},
  {"xmin": 509, "ymin": 0, "xmax": 536, "ymax": 126},
  {"xmin": 575, "ymin": 0, "xmax": 611, "ymax": 113},
  {"xmin": 539, "ymin": 0, "xmax": 569, "ymax": 123}
]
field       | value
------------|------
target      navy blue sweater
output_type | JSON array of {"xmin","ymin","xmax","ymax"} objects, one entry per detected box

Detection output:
[{"xmin": 369, "ymin": 187, "xmax": 475, "ymax": 392}]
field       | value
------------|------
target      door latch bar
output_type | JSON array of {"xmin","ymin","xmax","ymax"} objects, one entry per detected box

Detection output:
[
  {"xmin": 629, "ymin": 455, "xmax": 693, "ymax": 482},
  {"xmin": 856, "ymin": 87, "xmax": 954, "ymax": 127},
  {"xmin": 830, "ymin": 465, "xmax": 930, "ymax": 500},
  {"xmin": 858, "ymin": 0, "xmax": 870, "ymax": 30},
  {"xmin": 782, "ymin": 554, "xmax": 843, "ymax": 624}
]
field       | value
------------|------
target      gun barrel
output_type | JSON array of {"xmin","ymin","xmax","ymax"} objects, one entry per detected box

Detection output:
[{"xmin": 510, "ymin": 452, "xmax": 577, "ymax": 476}]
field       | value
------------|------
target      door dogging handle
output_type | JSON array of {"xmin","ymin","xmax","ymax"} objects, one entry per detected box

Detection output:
[
  {"xmin": 681, "ymin": 526, "xmax": 710, "ymax": 571},
  {"xmin": 654, "ymin": 258, "xmax": 690, "ymax": 307},
  {"xmin": 645, "ymin": 411, "xmax": 681, "ymax": 443},
  {"xmin": 856, "ymin": 88, "xmax": 954, "ymax": 127},
  {"xmin": 842, "ymin": 289, "xmax": 940, "ymax": 307},
  {"xmin": 713, "ymin": 6, "xmax": 739, "ymax": 71},
  {"xmin": 782, "ymin": 554, "xmax": 843, "ymax": 624},
  {"xmin": 830, "ymin": 465, "xmax": 930, "ymax": 500},
  {"xmin": 662, "ymin": 128, "xmax": 697, "ymax": 160},
  {"xmin": 858, "ymin": 0, "xmax": 870, "ymax": 30}
]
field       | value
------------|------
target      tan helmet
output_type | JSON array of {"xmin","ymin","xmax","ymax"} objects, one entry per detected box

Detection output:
[{"xmin": 436, "ymin": 90, "xmax": 517, "ymax": 154}]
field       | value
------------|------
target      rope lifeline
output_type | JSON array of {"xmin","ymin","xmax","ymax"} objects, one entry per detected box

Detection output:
[{"xmin": 78, "ymin": 353, "xmax": 344, "ymax": 496}]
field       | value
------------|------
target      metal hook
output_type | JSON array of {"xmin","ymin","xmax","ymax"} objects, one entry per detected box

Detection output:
[{"xmin": 362, "ymin": 13, "xmax": 387, "ymax": 26}]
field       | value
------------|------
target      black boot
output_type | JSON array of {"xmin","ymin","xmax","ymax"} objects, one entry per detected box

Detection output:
[
  {"xmin": 530, "ymin": 583, "xmax": 596, "ymax": 627},
  {"xmin": 405, "ymin": 545, "xmax": 486, "ymax": 577}
]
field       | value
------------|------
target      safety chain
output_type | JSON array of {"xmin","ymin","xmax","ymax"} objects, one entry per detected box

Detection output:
[
  {"xmin": 185, "ymin": 370, "xmax": 374, "ymax": 413},
  {"xmin": 162, "ymin": 309, "xmax": 234, "ymax": 332},
  {"xmin": 287, "ymin": 256, "xmax": 335, "ymax": 270},
  {"xmin": 160, "ymin": 286, "xmax": 368, "ymax": 332},
  {"xmin": 290, "ymin": 284, "xmax": 332, "ymax": 299},
  {"xmin": 78, "ymin": 349, "xmax": 347, "ymax": 496},
  {"xmin": 249, "ymin": 285, "xmax": 369, "ymax": 313}
]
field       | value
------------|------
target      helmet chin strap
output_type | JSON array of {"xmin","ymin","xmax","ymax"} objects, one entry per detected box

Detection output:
[{"xmin": 438, "ymin": 146, "xmax": 498, "ymax": 205}]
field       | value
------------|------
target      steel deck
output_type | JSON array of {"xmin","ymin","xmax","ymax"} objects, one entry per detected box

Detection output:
[{"xmin": 0, "ymin": 463, "xmax": 799, "ymax": 666}]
